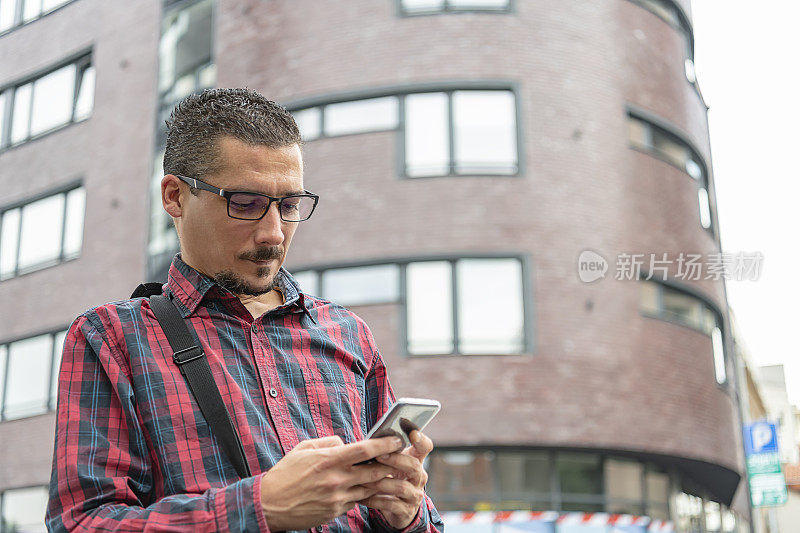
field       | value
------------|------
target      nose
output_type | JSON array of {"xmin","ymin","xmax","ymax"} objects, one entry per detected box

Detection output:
[{"xmin": 252, "ymin": 200, "xmax": 285, "ymax": 246}]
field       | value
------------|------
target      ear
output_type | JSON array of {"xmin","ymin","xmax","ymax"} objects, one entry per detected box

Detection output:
[{"xmin": 162, "ymin": 174, "xmax": 184, "ymax": 218}]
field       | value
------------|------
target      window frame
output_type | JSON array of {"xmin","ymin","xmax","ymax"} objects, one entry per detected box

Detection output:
[
  {"xmin": 0, "ymin": 50, "xmax": 93, "ymax": 151},
  {"xmin": 284, "ymin": 81, "xmax": 525, "ymax": 179},
  {"xmin": 638, "ymin": 277, "xmax": 729, "ymax": 387},
  {"xmin": 148, "ymin": 0, "xmax": 216, "ymax": 280},
  {"xmin": 155, "ymin": 0, "xmax": 215, "ymax": 148},
  {"xmin": 0, "ymin": 484, "xmax": 50, "ymax": 533},
  {"xmin": 0, "ymin": 180, "xmax": 85, "ymax": 280},
  {"xmin": 289, "ymin": 252, "xmax": 534, "ymax": 358},
  {"xmin": 427, "ymin": 447, "xmax": 679, "ymax": 515},
  {"xmin": 0, "ymin": 0, "xmax": 77, "ymax": 36},
  {"xmin": 396, "ymin": 0, "xmax": 515, "ymax": 17},
  {"xmin": 626, "ymin": 106, "xmax": 716, "ymax": 236},
  {"xmin": 625, "ymin": 0, "xmax": 701, "ymax": 91},
  {"xmin": 0, "ymin": 326, "xmax": 68, "ymax": 421},
  {"xmin": 626, "ymin": 0, "xmax": 694, "ymax": 57}
]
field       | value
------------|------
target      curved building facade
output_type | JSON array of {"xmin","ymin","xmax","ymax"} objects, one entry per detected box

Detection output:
[
  {"xmin": 0, "ymin": 0, "xmax": 749, "ymax": 531},
  {"xmin": 209, "ymin": 0, "xmax": 747, "ymax": 528}
]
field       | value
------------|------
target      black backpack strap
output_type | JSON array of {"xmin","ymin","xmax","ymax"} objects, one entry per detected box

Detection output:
[
  {"xmin": 131, "ymin": 282, "xmax": 165, "ymax": 299},
  {"xmin": 149, "ymin": 294, "xmax": 252, "ymax": 479}
]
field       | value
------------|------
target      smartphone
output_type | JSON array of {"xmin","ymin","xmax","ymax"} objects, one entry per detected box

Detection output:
[
  {"xmin": 366, "ymin": 397, "xmax": 441, "ymax": 448},
  {"xmin": 355, "ymin": 398, "xmax": 440, "ymax": 465}
]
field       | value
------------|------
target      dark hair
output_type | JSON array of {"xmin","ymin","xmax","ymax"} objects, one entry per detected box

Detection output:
[{"xmin": 163, "ymin": 88, "xmax": 302, "ymax": 179}]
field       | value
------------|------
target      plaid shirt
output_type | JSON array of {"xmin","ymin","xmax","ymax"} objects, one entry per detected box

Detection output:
[{"xmin": 46, "ymin": 254, "xmax": 443, "ymax": 533}]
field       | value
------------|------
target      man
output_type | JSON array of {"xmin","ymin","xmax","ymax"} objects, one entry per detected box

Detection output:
[{"xmin": 46, "ymin": 88, "xmax": 444, "ymax": 533}]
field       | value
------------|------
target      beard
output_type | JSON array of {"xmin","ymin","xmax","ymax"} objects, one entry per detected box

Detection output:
[{"xmin": 214, "ymin": 246, "xmax": 282, "ymax": 296}]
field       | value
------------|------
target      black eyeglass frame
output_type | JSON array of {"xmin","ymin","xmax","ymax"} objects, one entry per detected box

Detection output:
[{"xmin": 175, "ymin": 175, "xmax": 319, "ymax": 222}]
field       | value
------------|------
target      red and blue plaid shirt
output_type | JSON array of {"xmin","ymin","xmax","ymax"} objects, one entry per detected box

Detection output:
[{"xmin": 46, "ymin": 254, "xmax": 443, "ymax": 533}]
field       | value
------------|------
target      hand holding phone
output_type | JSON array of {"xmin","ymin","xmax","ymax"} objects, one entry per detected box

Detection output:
[{"xmin": 355, "ymin": 398, "xmax": 440, "ymax": 465}]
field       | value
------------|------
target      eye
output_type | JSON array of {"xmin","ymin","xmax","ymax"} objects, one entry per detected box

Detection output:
[
  {"xmin": 280, "ymin": 199, "xmax": 301, "ymax": 212},
  {"xmin": 229, "ymin": 193, "xmax": 267, "ymax": 214},
  {"xmin": 231, "ymin": 199, "xmax": 257, "ymax": 211}
]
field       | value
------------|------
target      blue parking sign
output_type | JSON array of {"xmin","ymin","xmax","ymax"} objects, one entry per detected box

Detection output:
[{"xmin": 744, "ymin": 422, "xmax": 779, "ymax": 455}]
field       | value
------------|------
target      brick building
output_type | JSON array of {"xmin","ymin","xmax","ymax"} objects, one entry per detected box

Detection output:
[{"xmin": 0, "ymin": 0, "xmax": 752, "ymax": 531}]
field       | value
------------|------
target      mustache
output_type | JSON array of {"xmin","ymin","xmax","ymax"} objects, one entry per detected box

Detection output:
[{"xmin": 240, "ymin": 247, "xmax": 283, "ymax": 262}]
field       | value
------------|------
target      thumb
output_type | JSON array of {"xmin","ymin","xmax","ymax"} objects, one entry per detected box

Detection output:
[
  {"xmin": 406, "ymin": 430, "xmax": 433, "ymax": 461},
  {"xmin": 293, "ymin": 435, "xmax": 345, "ymax": 451}
]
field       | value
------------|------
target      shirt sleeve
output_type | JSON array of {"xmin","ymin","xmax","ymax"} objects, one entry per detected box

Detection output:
[
  {"xmin": 362, "ymin": 331, "xmax": 444, "ymax": 533},
  {"xmin": 46, "ymin": 314, "xmax": 270, "ymax": 533}
]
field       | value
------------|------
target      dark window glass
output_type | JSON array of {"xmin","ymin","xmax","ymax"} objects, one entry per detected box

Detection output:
[
  {"xmin": 557, "ymin": 453, "xmax": 602, "ymax": 496},
  {"xmin": 497, "ymin": 451, "xmax": 550, "ymax": 495},
  {"xmin": 428, "ymin": 451, "xmax": 496, "ymax": 511}
]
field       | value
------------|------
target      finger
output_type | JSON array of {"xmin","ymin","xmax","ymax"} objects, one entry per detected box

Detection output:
[
  {"xmin": 348, "ymin": 463, "xmax": 398, "ymax": 486},
  {"xmin": 360, "ymin": 477, "xmax": 420, "ymax": 504},
  {"xmin": 331, "ymin": 436, "xmax": 404, "ymax": 465},
  {"xmin": 375, "ymin": 452, "xmax": 424, "ymax": 486},
  {"xmin": 357, "ymin": 493, "xmax": 396, "ymax": 510},
  {"xmin": 345, "ymin": 483, "xmax": 382, "ymax": 503},
  {"xmin": 358, "ymin": 494, "xmax": 414, "ymax": 519},
  {"xmin": 293, "ymin": 435, "xmax": 345, "ymax": 451},
  {"xmin": 406, "ymin": 431, "xmax": 433, "ymax": 461}
]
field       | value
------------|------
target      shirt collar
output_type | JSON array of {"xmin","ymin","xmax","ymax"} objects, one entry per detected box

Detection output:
[{"xmin": 165, "ymin": 253, "xmax": 316, "ymax": 324}]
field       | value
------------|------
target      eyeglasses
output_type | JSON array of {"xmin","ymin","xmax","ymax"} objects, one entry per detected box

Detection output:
[{"xmin": 176, "ymin": 175, "xmax": 319, "ymax": 222}]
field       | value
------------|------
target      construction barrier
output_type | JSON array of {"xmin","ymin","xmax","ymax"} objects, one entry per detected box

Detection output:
[{"xmin": 439, "ymin": 511, "xmax": 674, "ymax": 533}]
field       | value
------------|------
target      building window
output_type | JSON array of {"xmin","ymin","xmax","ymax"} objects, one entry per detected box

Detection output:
[
  {"xmin": 628, "ymin": 0, "xmax": 695, "ymax": 83},
  {"xmin": 399, "ymin": 0, "xmax": 511, "ymax": 16},
  {"xmin": 406, "ymin": 261, "xmax": 453, "ymax": 353},
  {"xmin": 321, "ymin": 265, "xmax": 400, "ymax": 307},
  {"xmin": 427, "ymin": 448, "xmax": 722, "ymax": 519},
  {"xmin": 557, "ymin": 453, "xmax": 604, "ymax": 512},
  {"xmin": 640, "ymin": 280, "xmax": 727, "ymax": 385},
  {"xmin": 0, "ymin": 185, "xmax": 85, "ymax": 280},
  {"xmin": 0, "ymin": 0, "xmax": 74, "ymax": 34},
  {"xmin": 0, "ymin": 485, "xmax": 49, "ymax": 532},
  {"xmin": 0, "ymin": 329, "xmax": 66, "ymax": 420},
  {"xmin": 672, "ymin": 492, "xmax": 704, "ymax": 533},
  {"xmin": 149, "ymin": 0, "xmax": 215, "ymax": 280},
  {"xmin": 496, "ymin": 451, "xmax": 552, "ymax": 510},
  {"xmin": 428, "ymin": 451, "xmax": 496, "ymax": 511},
  {"xmin": 292, "ymin": 256, "xmax": 527, "ymax": 356},
  {"xmin": 627, "ymin": 113, "xmax": 713, "ymax": 232},
  {"xmin": 406, "ymin": 90, "xmax": 517, "ymax": 176},
  {"xmin": 290, "ymin": 87, "xmax": 519, "ymax": 178},
  {"xmin": 407, "ymin": 257, "xmax": 525, "ymax": 355},
  {"xmin": 324, "ymin": 97, "xmax": 399, "ymax": 137},
  {"xmin": 158, "ymin": 0, "xmax": 214, "ymax": 112},
  {"xmin": 646, "ymin": 465, "xmax": 671, "ymax": 520},
  {"xmin": 605, "ymin": 458, "xmax": 644, "ymax": 515},
  {"xmin": 0, "ymin": 54, "xmax": 94, "ymax": 149}
]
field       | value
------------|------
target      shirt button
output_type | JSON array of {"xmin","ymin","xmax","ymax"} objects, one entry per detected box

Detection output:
[
  {"xmin": 251, "ymin": 324, "xmax": 257, "ymax": 332},
  {"xmin": 269, "ymin": 388, "xmax": 278, "ymax": 398}
]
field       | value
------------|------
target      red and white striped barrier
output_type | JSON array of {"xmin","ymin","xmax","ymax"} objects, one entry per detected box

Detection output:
[
  {"xmin": 440, "ymin": 511, "xmax": 673, "ymax": 531},
  {"xmin": 441, "ymin": 511, "xmax": 559, "ymax": 524},
  {"xmin": 646, "ymin": 520, "xmax": 674, "ymax": 532},
  {"xmin": 495, "ymin": 511, "xmax": 561, "ymax": 523}
]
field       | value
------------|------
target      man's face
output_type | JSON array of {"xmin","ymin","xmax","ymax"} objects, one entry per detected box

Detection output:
[{"xmin": 173, "ymin": 136, "xmax": 304, "ymax": 297}]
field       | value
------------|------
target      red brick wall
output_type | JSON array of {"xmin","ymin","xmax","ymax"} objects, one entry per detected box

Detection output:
[{"xmin": 216, "ymin": 0, "xmax": 745, "ymax": 509}]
